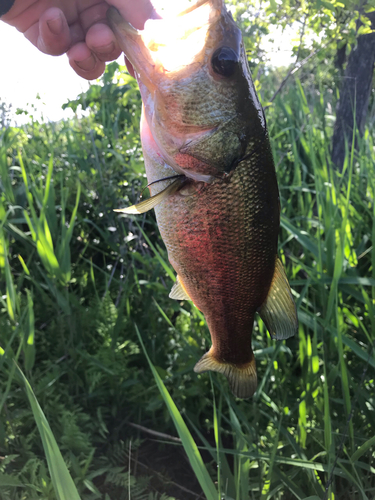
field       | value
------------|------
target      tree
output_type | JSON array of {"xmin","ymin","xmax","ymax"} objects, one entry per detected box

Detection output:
[
  {"xmin": 331, "ymin": 11, "xmax": 375, "ymax": 170},
  {"xmin": 230, "ymin": 0, "xmax": 375, "ymax": 169}
]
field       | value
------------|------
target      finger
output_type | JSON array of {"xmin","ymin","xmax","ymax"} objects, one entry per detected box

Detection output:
[
  {"xmin": 68, "ymin": 42, "xmax": 106, "ymax": 80},
  {"xmin": 107, "ymin": 0, "xmax": 159, "ymax": 29},
  {"xmin": 69, "ymin": 21, "xmax": 85, "ymax": 47},
  {"xmin": 36, "ymin": 7, "xmax": 71, "ymax": 56},
  {"xmin": 86, "ymin": 23, "xmax": 122, "ymax": 63},
  {"xmin": 79, "ymin": 3, "xmax": 109, "ymax": 33}
]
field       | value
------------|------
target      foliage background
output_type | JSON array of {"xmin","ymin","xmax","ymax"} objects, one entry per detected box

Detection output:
[{"xmin": 1, "ymin": 1, "xmax": 375, "ymax": 499}]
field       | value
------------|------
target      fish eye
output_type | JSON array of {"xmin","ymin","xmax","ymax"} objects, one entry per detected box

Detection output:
[{"xmin": 211, "ymin": 47, "xmax": 239, "ymax": 77}]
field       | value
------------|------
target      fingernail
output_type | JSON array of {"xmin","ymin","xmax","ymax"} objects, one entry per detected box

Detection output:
[
  {"xmin": 94, "ymin": 42, "xmax": 115, "ymax": 55},
  {"xmin": 47, "ymin": 15, "xmax": 63, "ymax": 36},
  {"xmin": 75, "ymin": 56, "xmax": 96, "ymax": 72}
]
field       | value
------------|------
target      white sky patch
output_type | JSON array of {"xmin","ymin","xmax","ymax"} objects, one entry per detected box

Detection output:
[
  {"xmin": 0, "ymin": 23, "xmax": 94, "ymax": 125},
  {"xmin": 262, "ymin": 25, "xmax": 296, "ymax": 68}
]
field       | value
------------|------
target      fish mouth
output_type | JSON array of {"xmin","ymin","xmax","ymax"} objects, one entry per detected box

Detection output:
[{"xmin": 107, "ymin": 1, "xmax": 224, "ymax": 88}]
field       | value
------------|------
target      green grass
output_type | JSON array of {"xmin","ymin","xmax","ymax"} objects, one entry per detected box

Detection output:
[
  {"xmin": 0, "ymin": 63, "xmax": 374, "ymax": 499},
  {"xmin": 17, "ymin": 365, "xmax": 82, "ymax": 500}
]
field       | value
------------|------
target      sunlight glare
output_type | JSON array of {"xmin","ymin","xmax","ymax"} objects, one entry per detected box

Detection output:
[{"xmin": 142, "ymin": 1, "xmax": 213, "ymax": 72}]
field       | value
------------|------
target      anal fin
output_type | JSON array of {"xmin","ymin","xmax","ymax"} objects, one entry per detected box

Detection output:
[
  {"xmin": 258, "ymin": 257, "xmax": 298, "ymax": 340},
  {"xmin": 194, "ymin": 349, "xmax": 257, "ymax": 399},
  {"xmin": 169, "ymin": 275, "xmax": 191, "ymax": 301}
]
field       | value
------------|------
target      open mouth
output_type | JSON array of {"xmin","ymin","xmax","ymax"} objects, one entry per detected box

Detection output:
[{"xmin": 107, "ymin": 0, "xmax": 223, "ymax": 78}]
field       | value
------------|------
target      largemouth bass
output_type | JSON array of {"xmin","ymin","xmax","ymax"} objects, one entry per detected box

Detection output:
[{"xmin": 108, "ymin": 0, "xmax": 298, "ymax": 398}]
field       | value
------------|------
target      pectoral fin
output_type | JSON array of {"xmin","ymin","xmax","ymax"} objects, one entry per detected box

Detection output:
[
  {"xmin": 169, "ymin": 276, "xmax": 191, "ymax": 301},
  {"xmin": 194, "ymin": 349, "xmax": 257, "ymax": 399},
  {"xmin": 114, "ymin": 177, "xmax": 184, "ymax": 215},
  {"xmin": 258, "ymin": 257, "xmax": 298, "ymax": 340}
]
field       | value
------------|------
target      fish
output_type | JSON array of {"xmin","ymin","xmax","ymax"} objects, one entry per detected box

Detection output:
[{"xmin": 108, "ymin": 0, "xmax": 298, "ymax": 399}]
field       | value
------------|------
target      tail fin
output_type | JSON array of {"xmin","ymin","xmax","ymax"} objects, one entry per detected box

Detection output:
[{"xmin": 194, "ymin": 349, "xmax": 257, "ymax": 399}]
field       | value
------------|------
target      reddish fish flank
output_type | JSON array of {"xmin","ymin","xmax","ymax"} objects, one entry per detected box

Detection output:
[{"xmin": 109, "ymin": 0, "xmax": 298, "ymax": 398}]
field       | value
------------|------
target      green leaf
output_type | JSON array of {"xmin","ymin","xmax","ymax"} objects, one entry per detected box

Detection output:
[
  {"xmin": 280, "ymin": 216, "xmax": 320, "ymax": 260},
  {"xmin": 16, "ymin": 365, "xmax": 82, "ymax": 500},
  {"xmin": 0, "ymin": 473, "xmax": 25, "ymax": 487},
  {"xmin": 23, "ymin": 290, "xmax": 35, "ymax": 371},
  {"xmin": 351, "ymin": 435, "xmax": 375, "ymax": 463}
]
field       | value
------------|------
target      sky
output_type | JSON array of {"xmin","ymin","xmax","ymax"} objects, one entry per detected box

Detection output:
[
  {"xmin": 0, "ymin": 23, "xmax": 93, "ymax": 124},
  {"xmin": 0, "ymin": 2, "xmax": 295, "ymax": 125}
]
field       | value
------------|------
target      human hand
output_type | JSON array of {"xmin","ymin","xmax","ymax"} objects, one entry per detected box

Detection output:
[{"xmin": 1, "ymin": 0, "xmax": 157, "ymax": 80}]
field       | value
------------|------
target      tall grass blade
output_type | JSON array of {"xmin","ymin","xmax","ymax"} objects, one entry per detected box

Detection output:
[
  {"xmin": 134, "ymin": 324, "xmax": 218, "ymax": 500},
  {"xmin": 210, "ymin": 375, "xmax": 221, "ymax": 500},
  {"xmin": 16, "ymin": 364, "xmax": 82, "ymax": 500},
  {"xmin": 351, "ymin": 435, "xmax": 375, "ymax": 463}
]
